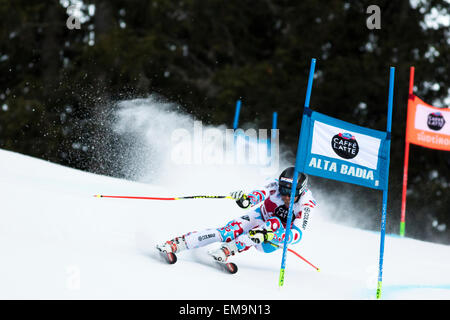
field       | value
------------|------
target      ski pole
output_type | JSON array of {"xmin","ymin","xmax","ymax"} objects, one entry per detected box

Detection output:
[
  {"xmin": 268, "ymin": 242, "xmax": 320, "ymax": 272},
  {"xmin": 94, "ymin": 194, "xmax": 233, "ymax": 201}
]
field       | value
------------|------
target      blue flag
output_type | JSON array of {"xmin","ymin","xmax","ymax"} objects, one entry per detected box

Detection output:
[{"xmin": 296, "ymin": 110, "xmax": 390, "ymax": 191}]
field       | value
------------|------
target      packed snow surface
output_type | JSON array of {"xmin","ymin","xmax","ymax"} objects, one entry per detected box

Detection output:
[
  {"xmin": 1, "ymin": 97, "xmax": 449, "ymax": 300},
  {"xmin": 0, "ymin": 148, "xmax": 449, "ymax": 300}
]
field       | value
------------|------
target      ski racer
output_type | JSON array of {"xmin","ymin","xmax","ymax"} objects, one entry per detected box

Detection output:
[{"xmin": 156, "ymin": 167, "xmax": 317, "ymax": 264}]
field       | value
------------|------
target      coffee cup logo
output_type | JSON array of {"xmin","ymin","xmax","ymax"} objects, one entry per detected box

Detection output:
[
  {"xmin": 427, "ymin": 112, "xmax": 445, "ymax": 131},
  {"xmin": 275, "ymin": 205, "xmax": 289, "ymax": 223},
  {"xmin": 331, "ymin": 132, "xmax": 359, "ymax": 159}
]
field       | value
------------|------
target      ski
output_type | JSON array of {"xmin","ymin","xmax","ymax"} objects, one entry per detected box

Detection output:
[
  {"xmin": 156, "ymin": 243, "xmax": 237, "ymax": 273},
  {"xmin": 215, "ymin": 261, "xmax": 238, "ymax": 274},
  {"xmin": 160, "ymin": 250, "xmax": 177, "ymax": 264},
  {"xmin": 157, "ymin": 246, "xmax": 178, "ymax": 264}
]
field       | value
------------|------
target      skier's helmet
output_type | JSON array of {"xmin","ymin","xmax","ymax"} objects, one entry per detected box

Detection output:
[{"xmin": 278, "ymin": 167, "xmax": 308, "ymax": 198}]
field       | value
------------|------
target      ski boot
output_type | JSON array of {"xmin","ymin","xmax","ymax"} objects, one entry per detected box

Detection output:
[
  {"xmin": 156, "ymin": 235, "xmax": 188, "ymax": 264},
  {"xmin": 208, "ymin": 241, "xmax": 239, "ymax": 274}
]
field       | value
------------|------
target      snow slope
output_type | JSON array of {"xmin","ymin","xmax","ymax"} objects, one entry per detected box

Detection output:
[{"xmin": 0, "ymin": 148, "xmax": 449, "ymax": 300}]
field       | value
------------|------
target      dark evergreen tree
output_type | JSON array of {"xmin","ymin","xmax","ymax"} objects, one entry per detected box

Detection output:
[{"xmin": 0, "ymin": 0, "xmax": 448, "ymax": 243}]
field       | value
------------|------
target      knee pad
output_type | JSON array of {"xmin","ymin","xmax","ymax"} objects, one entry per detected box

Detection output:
[
  {"xmin": 265, "ymin": 217, "xmax": 302, "ymax": 246},
  {"xmin": 217, "ymin": 220, "xmax": 245, "ymax": 242}
]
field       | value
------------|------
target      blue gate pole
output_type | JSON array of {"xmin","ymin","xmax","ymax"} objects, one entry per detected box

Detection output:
[
  {"xmin": 233, "ymin": 100, "xmax": 242, "ymax": 162},
  {"xmin": 272, "ymin": 112, "xmax": 278, "ymax": 131},
  {"xmin": 376, "ymin": 67, "xmax": 395, "ymax": 299},
  {"xmin": 233, "ymin": 100, "xmax": 241, "ymax": 130},
  {"xmin": 279, "ymin": 58, "xmax": 316, "ymax": 287},
  {"xmin": 268, "ymin": 111, "xmax": 278, "ymax": 158}
]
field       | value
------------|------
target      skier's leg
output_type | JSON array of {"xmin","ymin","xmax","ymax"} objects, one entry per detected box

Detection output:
[
  {"xmin": 157, "ymin": 209, "xmax": 264, "ymax": 254},
  {"xmin": 211, "ymin": 216, "xmax": 303, "ymax": 260},
  {"xmin": 207, "ymin": 231, "xmax": 260, "ymax": 262},
  {"xmin": 215, "ymin": 209, "xmax": 264, "ymax": 243},
  {"xmin": 258, "ymin": 217, "xmax": 302, "ymax": 253},
  {"xmin": 156, "ymin": 228, "xmax": 221, "ymax": 254},
  {"xmin": 183, "ymin": 209, "xmax": 264, "ymax": 249},
  {"xmin": 224, "ymin": 216, "xmax": 288, "ymax": 255},
  {"xmin": 208, "ymin": 210, "xmax": 266, "ymax": 262},
  {"xmin": 183, "ymin": 229, "xmax": 221, "ymax": 249}
]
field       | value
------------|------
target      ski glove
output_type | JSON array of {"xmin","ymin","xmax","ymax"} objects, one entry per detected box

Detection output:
[
  {"xmin": 248, "ymin": 227, "xmax": 274, "ymax": 244},
  {"xmin": 230, "ymin": 190, "xmax": 251, "ymax": 209}
]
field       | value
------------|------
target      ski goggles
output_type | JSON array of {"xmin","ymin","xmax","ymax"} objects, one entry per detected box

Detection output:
[{"xmin": 278, "ymin": 185, "xmax": 300, "ymax": 197}]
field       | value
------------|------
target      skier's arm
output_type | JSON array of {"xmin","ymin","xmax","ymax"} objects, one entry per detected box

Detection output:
[
  {"xmin": 230, "ymin": 180, "xmax": 278, "ymax": 208},
  {"xmin": 293, "ymin": 206, "xmax": 312, "ymax": 232},
  {"xmin": 293, "ymin": 190, "xmax": 317, "ymax": 232},
  {"xmin": 247, "ymin": 179, "xmax": 278, "ymax": 205}
]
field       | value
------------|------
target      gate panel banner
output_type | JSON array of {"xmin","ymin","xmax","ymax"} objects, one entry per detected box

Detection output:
[
  {"xmin": 406, "ymin": 95, "xmax": 450, "ymax": 151},
  {"xmin": 297, "ymin": 110, "xmax": 389, "ymax": 191}
]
